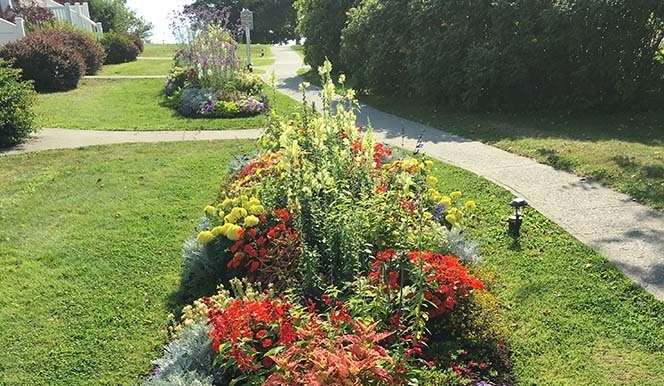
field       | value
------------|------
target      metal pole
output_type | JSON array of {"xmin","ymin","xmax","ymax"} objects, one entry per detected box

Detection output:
[{"xmin": 245, "ymin": 26, "xmax": 252, "ymax": 68}]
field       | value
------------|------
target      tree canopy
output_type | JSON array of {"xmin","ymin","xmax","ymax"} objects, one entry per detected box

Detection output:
[{"xmin": 188, "ymin": 0, "xmax": 297, "ymax": 43}]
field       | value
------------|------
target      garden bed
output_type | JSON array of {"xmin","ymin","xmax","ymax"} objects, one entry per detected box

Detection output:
[{"xmin": 146, "ymin": 64, "xmax": 513, "ymax": 385}]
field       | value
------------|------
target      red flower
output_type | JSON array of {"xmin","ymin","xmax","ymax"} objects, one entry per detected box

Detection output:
[
  {"xmin": 262, "ymin": 338, "xmax": 273, "ymax": 348},
  {"xmin": 274, "ymin": 208, "xmax": 291, "ymax": 223}
]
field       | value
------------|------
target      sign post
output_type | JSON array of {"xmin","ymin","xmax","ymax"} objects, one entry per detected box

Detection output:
[{"xmin": 240, "ymin": 8, "xmax": 254, "ymax": 70}]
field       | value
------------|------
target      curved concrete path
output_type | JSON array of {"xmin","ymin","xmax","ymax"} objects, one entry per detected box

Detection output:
[
  {"xmin": 265, "ymin": 45, "xmax": 664, "ymax": 300},
  {"xmin": 0, "ymin": 128, "xmax": 261, "ymax": 156}
]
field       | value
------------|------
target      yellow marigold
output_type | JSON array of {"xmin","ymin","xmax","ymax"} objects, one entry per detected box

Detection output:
[
  {"xmin": 439, "ymin": 196, "xmax": 452, "ymax": 207},
  {"xmin": 204, "ymin": 205, "xmax": 216, "ymax": 217},
  {"xmin": 196, "ymin": 230, "xmax": 214, "ymax": 244},
  {"xmin": 429, "ymin": 190, "xmax": 442, "ymax": 202},
  {"xmin": 249, "ymin": 205, "xmax": 266, "ymax": 215},
  {"xmin": 211, "ymin": 224, "xmax": 228, "ymax": 237},
  {"xmin": 450, "ymin": 191, "xmax": 462, "ymax": 200},
  {"xmin": 426, "ymin": 175, "xmax": 438, "ymax": 187},
  {"xmin": 225, "ymin": 224, "xmax": 243, "ymax": 241},
  {"xmin": 445, "ymin": 214, "xmax": 458, "ymax": 224},
  {"xmin": 465, "ymin": 200, "xmax": 477, "ymax": 210},
  {"xmin": 230, "ymin": 207, "xmax": 248, "ymax": 219},
  {"xmin": 424, "ymin": 160, "xmax": 433, "ymax": 168},
  {"xmin": 244, "ymin": 215, "xmax": 260, "ymax": 228}
]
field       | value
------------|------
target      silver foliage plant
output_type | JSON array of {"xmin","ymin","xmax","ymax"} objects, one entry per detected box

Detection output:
[
  {"xmin": 145, "ymin": 322, "xmax": 214, "ymax": 386},
  {"xmin": 444, "ymin": 228, "xmax": 483, "ymax": 265}
]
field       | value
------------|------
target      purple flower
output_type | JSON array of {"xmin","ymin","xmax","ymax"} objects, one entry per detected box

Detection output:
[{"xmin": 201, "ymin": 100, "xmax": 215, "ymax": 115}]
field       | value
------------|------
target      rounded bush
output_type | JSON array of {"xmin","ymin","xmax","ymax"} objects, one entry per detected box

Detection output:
[
  {"xmin": 130, "ymin": 33, "xmax": 144, "ymax": 53},
  {"xmin": 0, "ymin": 32, "xmax": 86, "ymax": 92},
  {"xmin": 0, "ymin": 59, "xmax": 36, "ymax": 148},
  {"xmin": 48, "ymin": 25, "xmax": 106, "ymax": 75},
  {"xmin": 101, "ymin": 32, "xmax": 139, "ymax": 64}
]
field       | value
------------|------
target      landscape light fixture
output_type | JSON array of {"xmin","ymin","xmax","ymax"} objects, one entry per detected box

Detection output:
[{"xmin": 508, "ymin": 198, "xmax": 528, "ymax": 237}]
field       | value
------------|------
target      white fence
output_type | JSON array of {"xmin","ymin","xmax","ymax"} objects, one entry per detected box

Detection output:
[
  {"xmin": 48, "ymin": 2, "xmax": 102, "ymax": 35},
  {"xmin": 0, "ymin": 17, "xmax": 24, "ymax": 46}
]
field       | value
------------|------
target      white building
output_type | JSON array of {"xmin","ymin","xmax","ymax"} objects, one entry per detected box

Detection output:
[{"xmin": 1, "ymin": 0, "xmax": 102, "ymax": 46}]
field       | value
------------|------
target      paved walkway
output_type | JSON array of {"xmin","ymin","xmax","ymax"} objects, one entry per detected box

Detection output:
[
  {"xmin": 265, "ymin": 45, "xmax": 664, "ymax": 300},
  {"xmin": 0, "ymin": 128, "xmax": 261, "ymax": 156}
]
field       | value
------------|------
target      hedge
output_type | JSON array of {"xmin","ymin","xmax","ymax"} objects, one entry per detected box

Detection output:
[{"xmin": 296, "ymin": 0, "xmax": 664, "ymax": 111}]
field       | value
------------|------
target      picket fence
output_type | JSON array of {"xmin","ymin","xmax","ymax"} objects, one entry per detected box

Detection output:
[{"xmin": 0, "ymin": 0, "xmax": 102, "ymax": 46}]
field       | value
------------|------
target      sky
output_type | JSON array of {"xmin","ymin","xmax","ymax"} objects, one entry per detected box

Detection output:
[{"xmin": 126, "ymin": 0, "xmax": 192, "ymax": 43}]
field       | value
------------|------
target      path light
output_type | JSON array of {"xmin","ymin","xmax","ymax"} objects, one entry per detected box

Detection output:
[{"xmin": 508, "ymin": 198, "xmax": 528, "ymax": 237}]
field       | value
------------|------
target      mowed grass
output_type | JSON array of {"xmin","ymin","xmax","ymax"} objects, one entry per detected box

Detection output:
[
  {"xmin": 430, "ymin": 161, "xmax": 663, "ymax": 385},
  {"xmin": 99, "ymin": 59, "xmax": 173, "ymax": 76},
  {"xmin": 34, "ymin": 78, "xmax": 301, "ymax": 130},
  {"xmin": 371, "ymin": 96, "xmax": 664, "ymax": 210},
  {"xmin": 142, "ymin": 43, "xmax": 180, "ymax": 58},
  {"xmin": 0, "ymin": 141, "xmax": 661, "ymax": 384},
  {"xmin": 0, "ymin": 141, "xmax": 255, "ymax": 385}
]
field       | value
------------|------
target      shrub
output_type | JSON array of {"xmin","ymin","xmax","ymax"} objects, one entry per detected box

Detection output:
[
  {"xmin": 293, "ymin": 0, "xmax": 357, "ymax": 69},
  {"xmin": 336, "ymin": 0, "xmax": 664, "ymax": 111},
  {"xmin": 130, "ymin": 33, "xmax": 144, "ymax": 53},
  {"xmin": 101, "ymin": 32, "xmax": 139, "ymax": 64},
  {"xmin": 7, "ymin": 0, "xmax": 55, "ymax": 30},
  {"xmin": 0, "ymin": 32, "xmax": 85, "ymax": 92},
  {"xmin": 0, "ymin": 59, "xmax": 36, "ymax": 148},
  {"xmin": 340, "ymin": 0, "xmax": 409, "ymax": 94},
  {"xmin": 47, "ymin": 25, "xmax": 106, "ymax": 75}
]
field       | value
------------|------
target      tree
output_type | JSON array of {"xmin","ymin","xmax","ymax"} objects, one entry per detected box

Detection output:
[
  {"xmin": 294, "ymin": 0, "xmax": 357, "ymax": 69},
  {"xmin": 88, "ymin": 0, "xmax": 152, "ymax": 40},
  {"xmin": 187, "ymin": 0, "xmax": 297, "ymax": 44}
]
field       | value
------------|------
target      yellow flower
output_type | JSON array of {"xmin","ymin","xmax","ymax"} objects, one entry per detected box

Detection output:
[
  {"xmin": 244, "ymin": 215, "xmax": 260, "ymax": 228},
  {"xmin": 426, "ymin": 175, "xmax": 438, "ymax": 187},
  {"xmin": 196, "ymin": 230, "xmax": 214, "ymax": 244},
  {"xmin": 204, "ymin": 205, "xmax": 216, "ymax": 217},
  {"xmin": 450, "ymin": 191, "xmax": 462, "ymax": 200},
  {"xmin": 225, "ymin": 224, "xmax": 243, "ymax": 241},
  {"xmin": 249, "ymin": 205, "xmax": 266, "ymax": 215},
  {"xmin": 445, "ymin": 214, "xmax": 457, "ymax": 224},
  {"xmin": 224, "ymin": 214, "xmax": 237, "ymax": 224},
  {"xmin": 439, "ymin": 196, "xmax": 452, "ymax": 207},
  {"xmin": 429, "ymin": 190, "xmax": 442, "ymax": 202},
  {"xmin": 211, "ymin": 224, "xmax": 228, "ymax": 237},
  {"xmin": 424, "ymin": 160, "xmax": 433, "ymax": 168},
  {"xmin": 464, "ymin": 200, "xmax": 477, "ymax": 210},
  {"xmin": 230, "ymin": 207, "xmax": 248, "ymax": 219}
]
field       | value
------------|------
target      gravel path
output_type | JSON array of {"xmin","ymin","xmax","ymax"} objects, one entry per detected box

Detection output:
[{"xmin": 265, "ymin": 45, "xmax": 664, "ymax": 300}]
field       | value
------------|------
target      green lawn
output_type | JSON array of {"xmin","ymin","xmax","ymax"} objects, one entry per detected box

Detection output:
[
  {"xmin": 0, "ymin": 141, "xmax": 254, "ymax": 384},
  {"xmin": 0, "ymin": 141, "xmax": 661, "ymax": 384},
  {"xmin": 35, "ymin": 78, "xmax": 301, "ymax": 130},
  {"xmin": 142, "ymin": 44, "xmax": 180, "ymax": 58},
  {"xmin": 99, "ymin": 59, "xmax": 173, "ymax": 76},
  {"xmin": 432, "ymin": 161, "xmax": 664, "ymax": 385}
]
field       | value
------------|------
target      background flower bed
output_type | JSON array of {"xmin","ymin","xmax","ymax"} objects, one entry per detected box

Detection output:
[
  {"xmin": 163, "ymin": 8, "xmax": 269, "ymax": 120},
  {"xmin": 147, "ymin": 64, "xmax": 513, "ymax": 385}
]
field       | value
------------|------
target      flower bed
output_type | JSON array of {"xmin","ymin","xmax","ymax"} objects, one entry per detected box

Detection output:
[
  {"xmin": 147, "ymin": 63, "xmax": 512, "ymax": 385},
  {"xmin": 163, "ymin": 10, "xmax": 268, "ymax": 119}
]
